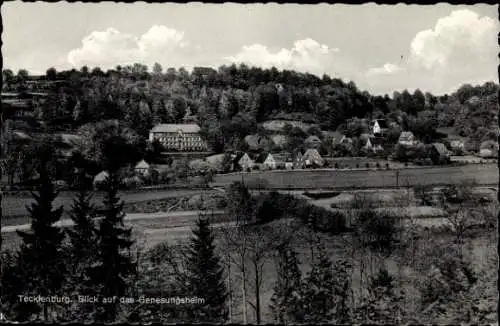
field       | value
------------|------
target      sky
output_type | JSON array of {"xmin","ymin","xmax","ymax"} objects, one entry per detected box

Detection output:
[{"xmin": 2, "ymin": 2, "xmax": 498, "ymax": 95}]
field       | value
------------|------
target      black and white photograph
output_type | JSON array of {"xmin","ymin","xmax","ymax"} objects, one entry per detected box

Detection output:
[{"xmin": 0, "ymin": 2, "xmax": 498, "ymax": 324}]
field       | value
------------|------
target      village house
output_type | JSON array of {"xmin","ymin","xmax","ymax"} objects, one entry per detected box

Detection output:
[
  {"xmin": 134, "ymin": 159, "xmax": 150, "ymax": 176},
  {"xmin": 232, "ymin": 152, "xmax": 254, "ymax": 171},
  {"xmin": 372, "ymin": 119, "xmax": 389, "ymax": 136},
  {"xmin": 274, "ymin": 152, "xmax": 295, "ymax": 169},
  {"xmin": 93, "ymin": 171, "xmax": 109, "ymax": 188},
  {"xmin": 429, "ymin": 143, "xmax": 451, "ymax": 165},
  {"xmin": 299, "ymin": 148, "xmax": 324, "ymax": 169},
  {"xmin": 149, "ymin": 123, "xmax": 208, "ymax": 152},
  {"xmin": 398, "ymin": 131, "xmax": 417, "ymax": 146},
  {"xmin": 254, "ymin": 152, "xmax": 277, "ymax": 170},
  {"xmin": 304, "ymin": 135, "xmax": 322, "ymax": 149}
]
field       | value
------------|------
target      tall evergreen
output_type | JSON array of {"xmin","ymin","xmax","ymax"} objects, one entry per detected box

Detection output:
[
  {"xmin": 179, "ymin": 214, "xmax": 228, "ymax": 323},
  {"xmin": 14, "ymin": 160, "xmax": 66, "ymax": 321},
  {"xmin": 298, "ymin": 244, "xmax": 336, "ymax": 324},
  {"xmin": 89, "ymin": 136, "xmax": 136, "ymax": 323},
  {"xmin": 66, "ymin": 168, "xmax": 97, "ymax": 321},
  {"xmin": 269, "ymin": 245, "xmax": 302, "ymax": 324},
  {"xmin": 67, "ymin": 168, "xmax": 97, "ymax": 269}
]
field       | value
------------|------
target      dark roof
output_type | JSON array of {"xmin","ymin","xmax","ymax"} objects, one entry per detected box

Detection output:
[
  {"xmin": 374, "ymin": 119, "xmax": 388, "ymax": 129},
  {"xmin": 432, "ymin": 143, "xmax": 449, "ymax": 156},
  {"xmin": 254, "ymin": 152, "xmax": 270, "ymax": 164}
]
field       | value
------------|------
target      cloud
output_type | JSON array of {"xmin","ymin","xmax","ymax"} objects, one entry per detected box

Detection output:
[
  {"xmin": 365, "ymin": 9, "xmax": 498, "ymax": 95},
  {"xmin": 226, "ymin": 38, "xmax": 340, "ymax": 76},
  {"xmin": 68, "ymin": 25, "xmax": 195, "ymax": 69},
  {"xmin": 366, "ymin": 63, "xmax": 405, "ymax": 77}
]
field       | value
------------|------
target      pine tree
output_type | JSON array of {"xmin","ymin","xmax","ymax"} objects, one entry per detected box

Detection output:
[
  {"xmin": 66, "ymin": 168, "xmax": 97, "ymax": 320},
  {"xmin": 298, "ymin": 244, "xmax": 336, "ymax": 324},
  {"xmin": 67, "ymin": 168, "xmax": 97, "ymax": 270},
  {"xmin": 179, "ymin": 214, "xmax": 228, "ymax": 323},
  {"xmin": 89, "ymin": 137, "xmax": 136, "ymax": 323},
  {"xmin": 269, "ymin": 245, "xmax": 302, "ymax": 324},
  {"xmin": 14, "ymin": 164, "xmax": 66, "ymax": 322}
]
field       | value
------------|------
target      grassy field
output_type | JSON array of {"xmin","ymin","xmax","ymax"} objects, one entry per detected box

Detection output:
[
  {"xmin": 2, "ymin": 188, "xmax": 214, "ymax": 221},
  {"xmin": 212, "ymin": 164, "xmax": 498, "ymax": 189}
]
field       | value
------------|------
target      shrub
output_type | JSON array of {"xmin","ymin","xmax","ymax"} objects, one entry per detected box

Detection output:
[
  {"xmin": 386, "ymin": 163, "xmax": 390, "ymax": 169},
  {"xmin": 334, "ymin": 163, "xmax": 340, "ymax": 169},
  {"xmin": 365, "ymin": 163, "xmax": 370, "ymax": 169},
  {"xmin": 355, "ymin": 210, "xmax": 400, "ymax": 255},
  {"xmin": 356, "ymin": 163, "xmax": 360, "ymax": 168},
  {"xmin": 376, "ymin": 162, "xmax": 381, "ymax": 169}
]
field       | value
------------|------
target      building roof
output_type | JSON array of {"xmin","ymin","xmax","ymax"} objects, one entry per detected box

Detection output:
[
  {"xmin": 93, "ymin": 171, "xmax": 109, "ymax": 183},
  {"xmin": 150, "ymin": 124, "xmax": 201, "ymax": 133},
  {"xmin": 301, "ymin": 148, "xmax": 324, "ymax": 166},
  {"xmin": 135, "ymin": 159, "xmax": 150, "ymax": 169},
  {"xmin": 254, "ymin": 152, "xmax": 272, "ymax": 164},
  {"xmin": 373, "ymin": 119, "xmax": 388, "ymax": 129},
  {"xmin": 398, "ymin": 131, "xmax": 415, "ymax": 141},
  {"xmin": 432, "ymin": 143, "xmax": 449, "ymax": 156}
]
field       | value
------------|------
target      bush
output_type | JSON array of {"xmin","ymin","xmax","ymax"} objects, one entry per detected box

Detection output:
[
  {"xmin": 365, "ymin": 163, "xmax": 370, "ymax": 169},
  {"xmin": 386, "ymin": 163, "xmax": 390, "ymax": 169},
  {"xmin": 334, "ymin": 163, "xmax": 340, "ymax": 169},
  {"xmin": 376, "ymin": 162, "xmax": 381, "ymax": 169},
  {"xmin": 355, "ymin": 210, "xmax": 400, "ymax": 255},
  {"xmin": 356, "ymin": 163, "xmax": 360, "ymax": 168}
]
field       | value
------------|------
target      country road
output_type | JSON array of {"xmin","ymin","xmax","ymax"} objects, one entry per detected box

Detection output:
[{"xmin": 1, "ymin": 210, "xmax": 229, "ymax": 251}]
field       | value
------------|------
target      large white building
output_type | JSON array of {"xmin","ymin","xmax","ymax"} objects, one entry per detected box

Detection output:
[{"xmin": 149, "ymin": 124, "xmax": 208, "ymax": 152}]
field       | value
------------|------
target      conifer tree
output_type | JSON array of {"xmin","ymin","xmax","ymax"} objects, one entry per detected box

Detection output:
[
  {"xmin": 298, "ymin": 244, "xmax": 336, "ymax": 324},
  {"xmin": 179, "ymin": 214, "xmax": 228, "ymax": 323},
  {"xmin": 269, "ymin": 244, "xmax": 302, "ymax": 324},
  {"xmin": 89, "ymin": 136, "xmax": 136, "ymax": 323},
  {"xmin": 66, "ymin": 167, "xmax": 97, "ymax": 320},
  {"xmin": 14, "ymin": 153, "xmax": 66, "ymax": 322}
]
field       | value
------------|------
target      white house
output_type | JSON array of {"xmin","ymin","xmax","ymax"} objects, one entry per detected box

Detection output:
[
  {"xmin": 255, "ymin": 153, "xmax": 277, "ymax": 170},
  {"xmin": 93, "ymin": 171, "xmax": 109, "ymax": 187},
  {"xmin": 134, "ymin": 159, "xmax": 150, "ymax": 176},
  {"xmin": 398, "ymin": 131, "xmax": 417, "ymax": 146},
  {"xmin": 234, "ymin": 152, "xmax": 254, "ymax": 171},
  {"xmin": 372, "ymin": 119, "xmax": 389, "ymax": 135}
]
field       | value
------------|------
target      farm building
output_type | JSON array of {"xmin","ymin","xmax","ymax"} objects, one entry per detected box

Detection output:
[
  {"xmin": 299, "ymin": 148, "xmax": 324, "ymax": 168},
  {"xmin": 270, "ymin": 134, "xmax": 288, "ymax": 148},
  {"xmin": 134, "ymin": 159, "xmax": 150, "ymax": 176},
  {"xmin": 233, "ymin": 152, "xmax": 254, "ymax": 171},
  {"xmin": 398, "ymin": 131, "xmax": 417, "ymax": 146},
  {"xmin": 429, "ymin": 143, "xmax": 451, "ymax": 165},
  {"xmin": 372, "ymin": 119, "xmax": 389, "ymax": 135},
  {"xmin": 254, "ymin": 152, "xmax": 277, "ymax": 170}
]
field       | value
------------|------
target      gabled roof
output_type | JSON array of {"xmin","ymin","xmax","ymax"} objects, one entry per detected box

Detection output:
[
  {"xmin": 301, "ymin": 148, "xmax": 324, "ymax": 165},
  {"xmin": 93, "ymin": 171, "xmax": 109, "ymax": 182},
  {"xmin": 431, "ymin": 143, "xmax": 449, "ymax": 156},
  {"xmin": 373, "ymin": 119, "xmax": 388, "ymax": 129},
  {"xmin": 398, "ymin": 131, "xmax": 415, "ymax": 141},
  {"xmin": 151, "ymin": 124, "xmax": 201, "ymax": 133},
  {"xmin": 254, "ymin": 152, "xmax": 272, "ymax": 164},
  {"xmin": 135, "ymin": 159, "xmax": 150, "ymax": 169}
]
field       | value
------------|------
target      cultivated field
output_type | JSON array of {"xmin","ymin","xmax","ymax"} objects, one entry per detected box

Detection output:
[{"xmin": 212, "ymin": 164, "xmax": 498, "ymax": 189}]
